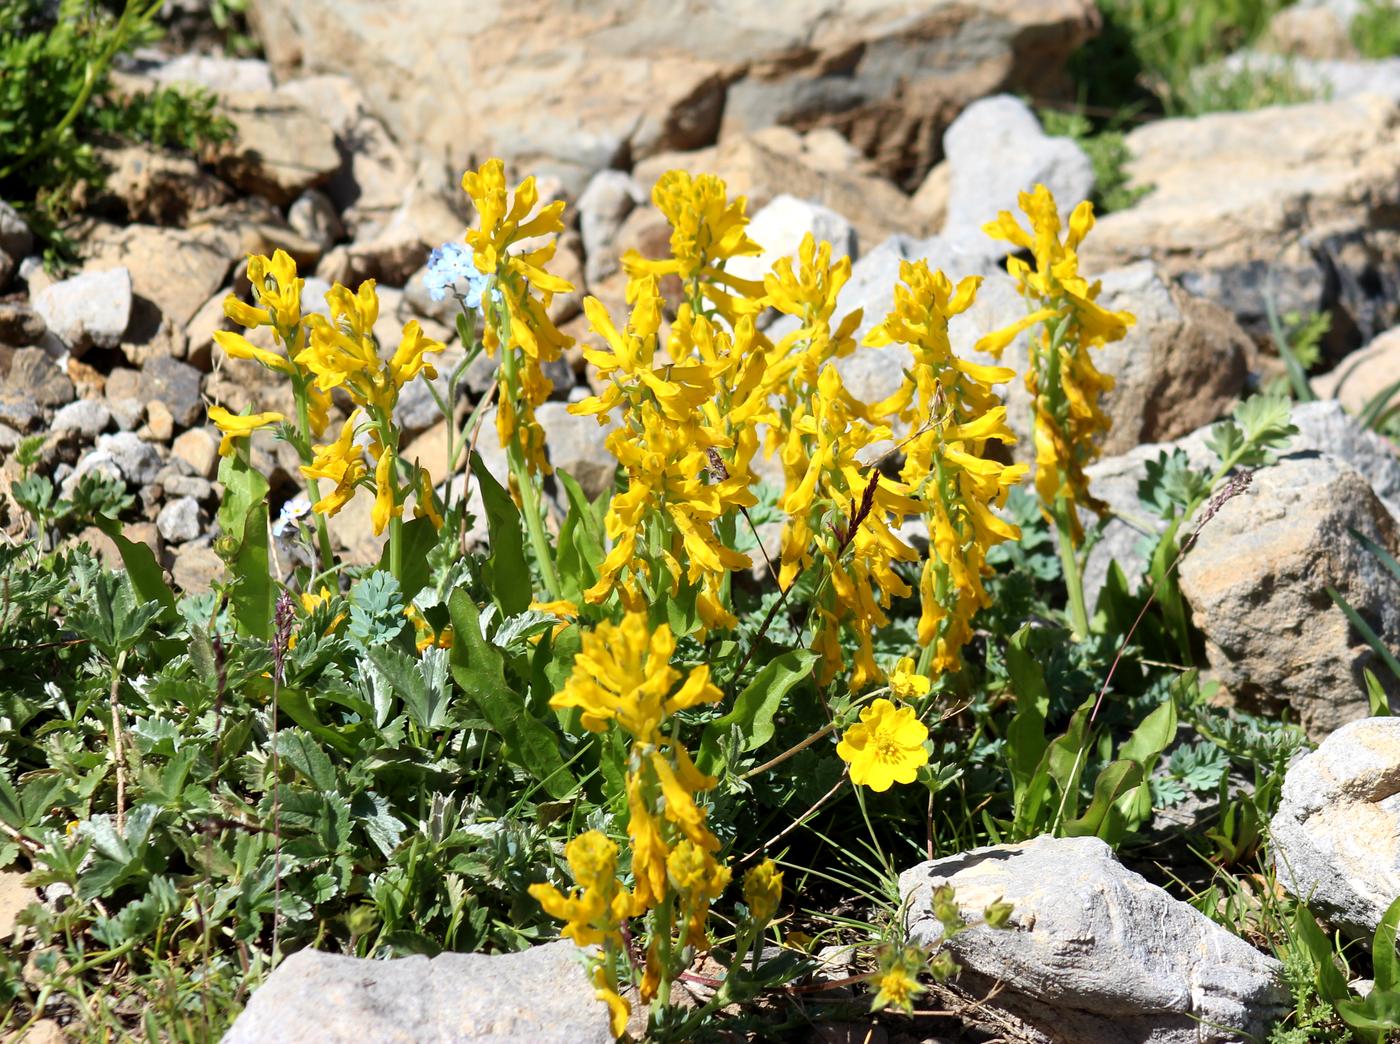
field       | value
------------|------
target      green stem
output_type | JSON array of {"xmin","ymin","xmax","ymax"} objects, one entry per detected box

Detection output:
[
  {"xmin": 291, "ymin": 379, "xmax": 335, "ymax": 574},
  {"xmin": 496, "ymin": 339, "xmax": 560, "ymax": 599},
  {"xmin": 1055, "ymin": 498, "xmax": 1090, "ymax": 640}
]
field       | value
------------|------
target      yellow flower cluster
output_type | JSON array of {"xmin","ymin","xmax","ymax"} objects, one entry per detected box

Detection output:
[
  {"xmin": 545, "ymin": 613, "xmax": 730, "ymax": 1010},
  {"xmin": 210, "ymin": 249, "xmax": 447, "ymax": 539},
  {"xmin": 983, "ymin": 184, "xmax": 1134, "ymax": 543},
  {"xmin": 460, "ymin": 158, "xmax": 575, "ymax": 476}
]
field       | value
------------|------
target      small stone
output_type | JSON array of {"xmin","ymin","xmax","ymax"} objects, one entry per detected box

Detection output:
[
  {"xmin": 183, "ymin": 290, "xmax": 231, "ymax": 373},
  {"xmin": 32, "ymin": 267, "xmax": 133, "ymax": 355},
  {"xmin": 0, "ymin": 201, "xmax": 33, "ymax": 289},
  {"xmin": 0, "ymin": 301, "xmax": 46, "ymax": 346},
  {"xmin": 3, "ymin": 347, "xmax": 74, "ymax": 408},
  {"xmin": 108, "ymin": 397, "xmax": 145, "ymax": 432},
  {"xmin": 163, "ymin": 474, "xmax": 214, "ymax": 502},
  {"xmin": 96, "ymin": 432, "xmax": 163, "ymax": 486},
  {"xmin": 0, "ymin": 393, "xmax": 40, "ymax": 431},
  {"xmin": 287, "ymin": 189, "xmax": 345, "ymax": 253},
  {"xmin": 217, "ymin": 90, "xmax": 342, "ymax": 206},
  {"xmin": 578, "ymin": 169, "xmax": 644, "ymax": 285},
  {"xmin": 144, "ymin": 400, "xmax": 175, "ymax": 442},
  {"xmin": 172, "ymin": 427, "xmax": 220, "ymax": 479},
  {"xmin": 138, "ymin": 356, "xmax": 204, "ymax": 429},
  {"xmin": 724, "ymin": 194, "xmax": 858, "ymax": 283},
  {"xmin": 50, "ymin": 400, "xmax": 111, "ymax": 438},
  {"xmin": 156, "ymin": 496, "xmax": 202, "ymax": 544},
  {"xmin": 536, "ymin": 402, "xmax": 617, "ymax": 499},
  {"xmin": 171, "ymin": 544, "xmax": 224, "ymax": 594}
]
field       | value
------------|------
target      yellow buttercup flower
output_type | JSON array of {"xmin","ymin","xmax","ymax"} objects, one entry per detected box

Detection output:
[
  {"xmin": 207, "ymin": 406, "xmax": 284, "ymax": 458},
  {"xmin": 871, "ymin": 963, "xmax": 923, "ymax": 1013},
  {"xmin": 887, "ymin": 657, "xmax": 931, "ymax": 700},
  {"xmin": 837, "ymin": 698, "xmax": 930, "ymax": 792},
  {"xmin": 743, "ymin": 859, "xmax": 783, "ymax": 925}
]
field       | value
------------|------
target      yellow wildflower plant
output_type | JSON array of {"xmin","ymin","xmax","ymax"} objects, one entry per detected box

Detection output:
[
  {"xmin": 982, "ymin": 184, "xmax": 1133, "ymax": 541},
  {"xmin": 207, "ymin": 406, "xmax": 284, "ymax": 458},
  {"xmin": 623, "ymin": 169, "xmax": 764, "ymax": 322},
  {"xmin": 865, "ymin": 260, "xmax": 1029, "ymax": 672},
  {"xmin": 869, "ymin": 948, "xmax": 926, "ymax": 1013},
  {"xmin": 836, "ymin": 698, "xmax": 930, "ymax": 792}
]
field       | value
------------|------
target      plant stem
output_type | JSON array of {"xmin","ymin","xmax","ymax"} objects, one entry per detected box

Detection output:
[
  {"xmin": 291, "ymin": 382, "xmax": 335, "ymax": 574},
  {"xmin": 109, "ymin": 649, "xmax": 129, "ymax": 832},
  {"xmin": 1055, "ymin": 498, "xmax": 1090, "ymax": 640},
  {"xmin": 496, "ymin": 340, "xmax": 560, "ymax": 599}
]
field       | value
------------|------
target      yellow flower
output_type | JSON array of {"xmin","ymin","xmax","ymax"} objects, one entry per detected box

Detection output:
[
  {"xmin": 212, "ymin": 330, "xmax": 296, "ymax": 375},
  {"xmin": 207, "ymin": 406, "xmax": 284, "ymax": 458},
  {"xmin": 528, "ymin": 830, "xmax": 636, "ymax": 950},
  {"xmin": 982, "ymin": 184, "xmax": 1134, "ymax": 543},
  {"xmin": 592, "ymin": 969, "xmax": 630, "ymax": 1040},
  {"xmin": 622, "ymin": 170, "xmax": 764, "ymax": 322},
  {"xmin": 743, "ymin": 859, "xmax": 783, "ymax": 925},
  {"xmin": 550, "ymin": 613, "xmax": 721, "ymax": 747},
  {"xmin": 888, "ymin": 657, "xmax": 931, "ymax": 701},
  {"xmin": 387, "ymin": 320, "xmax": 446, "ymax": 391},
  {"xmin": 871, "ymin": 964, "xmax": 923, "ymax": 1013},
  {"xmin": 300, "ymin": 411, "xmax": 366, "ymax": 517},
  {"xmin": 246, "ymin": 249, "xmax": 304, "ymax": 331},
  {"xmin": 370, "ymin": 445, "xmax": 399, "ymax": 537},
  {"xmin": 836, "ymin": 698, "xmax": 929, "ymax": 792},
  {"xmin": 298, "ymin": 280, "xmax": 383, "ymax": 401}
]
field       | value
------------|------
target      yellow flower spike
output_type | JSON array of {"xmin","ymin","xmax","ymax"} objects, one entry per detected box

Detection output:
[
  {"xmin": 743, "ymin": 859, "xmax": 783, "ymax": 925},
  {"xmin": 836, "ymin": 698, "xmax": 930, "ymax": 792},
  {"xmin": 301, "ymin": 411, "xmax": 367, "ymax": 518},
  {"xmin": 207, "ymin": 405, "xmax": 285, "ymax": 457},
  {"xmin": 625, "ymin": 772, "xmax": 670, "ymax": 908},
  {"xmin": 246, "ymin": 249, "xmax": 304, "ymax": 330},
  {"xmin": 212, "ymin": 330, "xmax": 296, "ymax": 375},
  {"xmin": 888, "ymin": 657, "xmax": 931, "ymax": 701}
]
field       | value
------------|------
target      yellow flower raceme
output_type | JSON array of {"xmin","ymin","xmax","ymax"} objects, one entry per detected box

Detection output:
[
  {"xmin": 300, "ymin": 410, "xmax": 366, "ymax": 517},
  {"xmin": 550, "ymin": 614, "xmax": 721, "ymax": 746},
  {"xmin": 623, "ymin": 169, "xmax": 764, "ymax": 323},
  {"xmin": 527, "ymin": 831, "xmax": 638, "ymax": 950},
  {"xmin": 837, "ymin": 698, "xmax": 930, "ymax": 792},
  {"xmin": 982, "ymin": 184, "xmax": 1134, "ymax": 541},
  {"xmin": 208, "ymin": 406, "xmax": 284, "ymax": 458}
]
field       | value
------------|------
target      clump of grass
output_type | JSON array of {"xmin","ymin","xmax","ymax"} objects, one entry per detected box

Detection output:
[
  {"xmin": 1037, "ymin": 105, "xmax": 1151, "ymax": 214},
  {"xmin": 1352, "ymin": 0, "xmax": 1400, "ymax": 59}
]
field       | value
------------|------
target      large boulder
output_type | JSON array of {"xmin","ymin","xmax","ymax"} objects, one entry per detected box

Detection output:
[
  {"xmin": 1178, "ymin": 452, "xmax": 1400, "ymax": 739},
  {"xmin": 900, "ymin": 835, "xmax": 1287, "ymax": 1043},
  {"xmin": 222, "ymin": 941, "xmax": 611, "ymax": 1044},
  {"xmin": 246, "ymin": 0, "xmax": 1097, "ymax": 194},
  {"xmin": 1271, "ymin": 716, "xmax": 1400, "ymax": 938},
  {"xmin": 1079, "ymin": 94, "xmax": 1400, "ymax": 353}
]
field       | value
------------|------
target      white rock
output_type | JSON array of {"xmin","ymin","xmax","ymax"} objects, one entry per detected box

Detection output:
[
  {"xmin": 156, "ymin": 496, "xmax": 202, "ymax": 544},
  {"xmin": 724, "ymin": 194, "xmax": 858, "ymax": 283},
  {"xmin": 50, "ymin": 400, "xmax": 112, "ymax": 438},
  {"xmin": 33, "ymin": 267, "xmax": 133, "ymax": 355},
  {"xmin": 900, "ymin": 835, "xmax": 1286, "ymax": 1043}
]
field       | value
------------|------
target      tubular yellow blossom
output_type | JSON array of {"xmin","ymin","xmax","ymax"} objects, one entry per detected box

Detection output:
[
  {"xmin": 246, "ymin": 249, "xmax": 304, "ymax": 331},
  {"xmin": 887, "ymin": 657, "xmax": 931, "ymax": 701},
  {"xmin": 207, "ymin": 406, "xmax": 284, "ymax": 457},
  {"xmin": 836, "ymin": 698, "xmax": 930, "ymax": 792},
  {"xmin": 301, "ymin": 411, "xmax": 366, "ymax": 518},
  {"xmin": 212, "ymin": 330, "xmax": 296, "ymax": 375},
  {"xmin": 527, "ymin": 831, "xmax": 637, "ymax": 949}
]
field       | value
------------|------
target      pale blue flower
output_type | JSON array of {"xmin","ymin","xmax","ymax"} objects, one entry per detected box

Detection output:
[
  {"xmin": 425, "ymin": 242, "xmax": 492, "ymax": 307},
  {"xmin": 272, "ymin": 494, "xmax": 312, "ymax": 537}
]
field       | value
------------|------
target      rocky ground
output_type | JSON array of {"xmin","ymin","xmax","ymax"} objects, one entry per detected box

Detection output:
[{"xmin": 4, "ymin": 0, "xmax": 1400, "ymax": 1040}]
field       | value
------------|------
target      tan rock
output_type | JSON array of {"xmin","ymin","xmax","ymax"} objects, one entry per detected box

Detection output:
[
  {"xmin": 184, "ymin": 290, "xmax": 232, "ymax": 373},
  {"xmin": 1081, "ymin": 95, "xmax": 1400, "ymax": 346},
  {"xmin": 1313, "ymin": 326, "xmax": 1400, "ymax": 413},
  {"xmin": 143, "ymin": 400, "xmax": 175, "ymax": 442},
  {"xmin": 188, "ymin": 198, "xmax": 324, "ymax": 271},
  {"xmin": 216, "ymin": 89, "xmax": 342, "ymax": 206},
  {"xmin": 6, "ymin": 1017, "xmax": 68, "ymax": 1043},
  {"xmin": 1263, "ymin": 4, "xmax": 1357, "ymax": 60},
  {"xmin": 94, "ymin": 144, "xmax": 231, "ymax": 225},
  {"xmin": 173, "ymin": 427, "xmax": 221, "ymax": 479},
  {"xmin": 171, "ymin": 545, "xmax": 225, "ymax": 594},
  {"xmin": 0, "ymin": 870, "xmax": 36, "ymax": 941},
  {"xmin": 247, "ymin": 0, "xmax": 1096, "ymax": 192},
  {"xmin": 910, "ymin": 160, "xmax": 950, "ymax": 229},
  {"xmin": 81, "ymin": 224, "xmax": 238, "ymax": 329}
]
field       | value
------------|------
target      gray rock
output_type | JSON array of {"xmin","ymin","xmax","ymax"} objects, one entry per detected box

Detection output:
[
  {"xmin": 156, "ymin": 497, "xmax": 202, "ymax": 544},
  {"xmin": 172, "ymin": 427, "xmax": 220, "ymax": 479},
  {"xmin": 0, "ymin": 302, "xmax": 46, "ymax": 346},
  {"xmin": 142, "ymin": 52, "xmax": 275, "ymax": 95},
  {"xmin": 221, "ymin": 940, "xmax": 610, "ymax": 1044},
  {"xmin": 108, "ymin": 397, "xmax": 145, "ymax": 433},
  {"xmin": 578, "ymin": 169, "xmax": 644, "ymax": 285},
  {"xmin": 0, "ymin": 393, "xmax": 40, "ymax": 431},
  {"xmin": 1215, "ymin": 49, "xmax": 1400, "ymax": 104},
  {"xmin": 33, "ymin": 267, "xmax": 133, "ymax": 355},
  {"xmin": 942, "ymin": 95, "xmax": 1096, "ymax": 246},
  {"xmin": 537, "ymin": 402, "xmax": 617, "ymax": 500},
  {"xmin": 724, "ymin": 194, "xmax": 859, "ymax": 284},
  {"xmin": 900, "ymin": 835, "xmax": 1287, "ymax": 1043},
  {"xmin": 217, "ymin": 90, "xmax": 342, "ymax": 206},
  {"xmin": 95, "ymin": 432, "xmax": 163, "ymax": 487},
  {"xmin": 51, "ymin": 400, "xmax": 112, "ymax": 439},
  {"xmin": 1271, "ymin": 716, "xmax": 1400, "ymax": 938},
  {"xmin": 0, "ymin": 202, "xmax": 33, "ymax": 289},
  {"xmin": 138, "ymin": 356, "xmax": 204, "ymax": 429},
  {"xmin": 3, "ymin": 347, "xmax": 73, "ymax": 408},
  {"xmin": 394, "ymin": 347, "xmax": 464, "ymax": 437},
  {"xmin": 288, "ymin": 189, "xmax": 345, "ymax": 254},
  {"xmin": 1179, "ymin": 453, "xmax": 1400, "ymax": 739},
  {"xmin": 163, "ymin": 474, "xmax": 214, "ymax": 502}
]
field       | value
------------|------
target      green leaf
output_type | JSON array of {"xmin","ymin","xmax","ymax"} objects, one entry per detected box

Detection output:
[
  {"xmin": 448, "ymin": 589, "xmax": 572, "ymax": 798},
  {"xmin": 1328, "ymin": 585, "xmax": 1400, "ymax": 685},
  {"xmin": 1005, "ymin": 628, "xmax": 1051, "ymax": 805},
  {"xmin": 94, "ymin": 517, "xmax": 178, "ymax": 616},
  {"xmin": 1373, "ymin": 894, "xmax": 1400, "ymax": 993},
  {"xmin": 1063, "ymin": 759, "xmax": 1142, "ymax": 842},
  {"xmin": 379, "ymin": 515, "xmax": 439, "ymax": 605},
  {"xmin": 216, "ymin": 452, "xmax": 273, "ymax": 639},
  {"xmin": 1118, "ymin": 695, "xmax": 1177, "ymax": 769},
  {"xmin": 696, "ymin": 650, "xmax": 817, "ymax": 776},
  {"xmin": 275, "ymin": 729, "xmax": 338, "ymax": 792},
  {"xmin": 368, "ymin": 645, "xmax": 452, "ymax": 731},
  {"xmin": 470, "ymin": 453, "xmax": 531, "ymax": 616}
]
